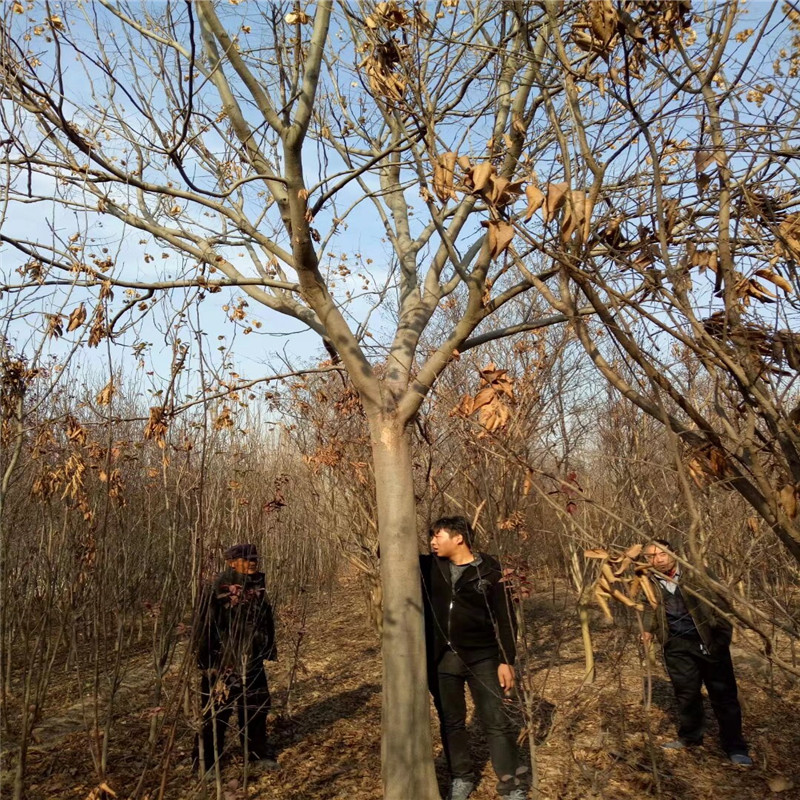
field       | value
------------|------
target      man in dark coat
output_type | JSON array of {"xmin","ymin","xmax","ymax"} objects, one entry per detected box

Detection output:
[
  {"xmin": 420, "ymin": 516, "xmax": 526, "ymax": 800},
  {"xmin": 193, "ymin": 543, "xmax": 278, "ymax": 774},
  {"xmin": 641, "ymin": 539, "xmax": 751, "ymax": 766}
]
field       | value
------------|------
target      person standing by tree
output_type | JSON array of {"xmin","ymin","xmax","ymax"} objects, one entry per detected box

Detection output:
[
  {"xmin": 420, "ymin": 516, "xmax": 526, "ymax": 800},
  {"xmin": 193, "ymin": 543, "xmax": 278, "ymax": 775},
  {"xmin": 640, "ymin": 539, "xmax": 751, "ymax": 766}
]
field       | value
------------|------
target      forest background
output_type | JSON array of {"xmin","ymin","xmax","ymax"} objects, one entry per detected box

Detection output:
[{"xmin": 2, "ymin": 1, "xmax": 800, "ymax": 798}]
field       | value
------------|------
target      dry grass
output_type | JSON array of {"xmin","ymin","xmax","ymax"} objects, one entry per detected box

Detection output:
[{"xmin": 2, "ymin": 574, "xmax": 799, "ymax": 799}]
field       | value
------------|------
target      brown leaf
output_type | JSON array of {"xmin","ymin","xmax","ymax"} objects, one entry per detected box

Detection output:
[
  {"xmin": 767, "ymin": 776, "xmax": 795, "ymax": 793},
  {"xmin": 611, "ymin": 587, "xmax": 643, "ymax": 611},
  {"xmin": 640, "ymin": 576, "xmax": 659, "ymax": 608},
  {"xmin": 284, "ymin": 11, "xmax": 310, "ymax": 24},
  {"xmin": 776, "ymin": 214, "xmax": 800, "ymax": 260},
  {"xmin": 47, "ymin": 314, "xmax": 64, "ymax": 339},
  {"xmin": 486, "ymin": 219, "xmax": 514, "ymax": 260},
  {"xmin": 472, "ymin": 385, "xmax": 496, "ymax": 410},
  {"xmin": 471, "ymin": 161, "xmax": 495, "ymax": 193},
  {"xmin": 779, "ymin": 484, "xmax": 798, "ymax": 519},
  {"xmin": 687, "ymin": 457, "xmax": 708, "ymax": 489},
  {"xmin": 523, "ymin": 184, "xmax": 545, "ymax": 221},
  {"xmin": 601, "ymin": 562, "xmax": 618, "ymax": 586},
  {"xmin": 561, "ymin": 190, "xmax": 591, "ymax": 243},
  {"xmin": 587, "ymin": 0, "xmax": 618, "ymax": 47},
  {"xmin": 543, "ymin": 182, "xmax": 569, "ymax": 224},
  {"xmin": 625, "ymin": 543, "xmax": 643, "ymax": 559},
  {"xmin": 695, "ymin": 148, "xmax": 715, "ymax": 173},
  {"xmin": 67, "ymin": 303, "xmax": 87, "ymax": 332},
  {"xmin": 594, "ymin": 586, "xmax": 613, "ymax": 622},
  {"xmin": 432, "ymin": 151, "xmax": 457, "ymax": 202},
  {"xmin": 478, "ymin": 397, "xmax": 510, "ymax": 432},
  {"xmin": 584, "ymin": 548, "xmax": 609, "ymax": 559},
  {"xmin": 755, "ymin": 268, "xmax": 793, "ymax": 294},
  {"xmin": 96, "ymin": 380, "xmax": 114, "ymax": 406}
]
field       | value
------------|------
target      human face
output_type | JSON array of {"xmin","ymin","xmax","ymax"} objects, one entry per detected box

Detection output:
[
  {"xmin": 230, "ymin": 557, "xmax": 258, "ymax": 576},
  {"xmin": 430, "ymin": 528, "xmax": 461, "ymax": 560},
  {"xmin": 643, "ymin": 543, "xmax": 676, "ymax": 574}
]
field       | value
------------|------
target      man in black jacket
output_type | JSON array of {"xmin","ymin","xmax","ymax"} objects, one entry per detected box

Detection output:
[
  {"xmin": 641, "ymin": 539, "xmax": 751, "ymax": 766},
  {"xmin": 193, "ymin": 543, "xmax": 278, "ymax": 774},
  {"xmin": 420, "ymin": 516, "xmax": 525, "ymax": 800}
]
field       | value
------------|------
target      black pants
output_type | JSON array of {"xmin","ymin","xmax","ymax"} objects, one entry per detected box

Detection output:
[
  {"xmin": 436, "ymin": 652, "xmax": 521, "ymax": 793},
  {"xmin": 663, "ymin": 637, "xmax": 747, "ymax": 755},
  {"xmin": 194, "ymin": 667, "xmax": 273, "ymax": 770}
]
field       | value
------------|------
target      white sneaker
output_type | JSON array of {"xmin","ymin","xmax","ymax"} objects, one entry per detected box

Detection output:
[{"xmin": 447, "ymin": 777, "xmax": 475, "ymax": 800}]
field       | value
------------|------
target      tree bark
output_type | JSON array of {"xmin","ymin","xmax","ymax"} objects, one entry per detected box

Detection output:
[{"xmin": 369, "ymin": 414, "xmax": 439, "ymax": 800}]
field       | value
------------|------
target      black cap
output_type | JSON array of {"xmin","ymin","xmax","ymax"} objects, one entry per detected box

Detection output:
[{"xmin": 224, "ymin": 543, "xmax": 258, "ymax": 561}]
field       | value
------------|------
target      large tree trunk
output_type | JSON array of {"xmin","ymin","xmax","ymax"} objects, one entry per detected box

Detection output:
[{"xmin": 370, "ymin": 414, "xmax": 440, "ymax": 800}]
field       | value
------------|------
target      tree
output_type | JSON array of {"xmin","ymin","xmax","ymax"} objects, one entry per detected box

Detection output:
[
  {"xmin": 3, "ymin": 2, "xmax": 799, "ymax": 796},
  {"xmin": 512, "ymin": 1, "xmax": 800, "ymax": 567}
]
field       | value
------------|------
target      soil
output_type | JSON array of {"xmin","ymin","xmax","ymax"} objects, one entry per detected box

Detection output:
[{"xmin": 2, "ymin": 574, "xmax": 799, "ymax": 800}]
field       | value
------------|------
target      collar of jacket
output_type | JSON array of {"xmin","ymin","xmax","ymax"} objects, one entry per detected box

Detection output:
[{"xmin": 433, "ymin": 552, "xmax": 500, "ymax": 586}]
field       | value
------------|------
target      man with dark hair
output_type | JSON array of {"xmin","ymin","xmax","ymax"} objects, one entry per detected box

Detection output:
[
  {"xmin": 193, "ymin": 543, "xmax": 278, "ymax": 775},
  {"xmin": 420, "ymin": 515, "xmax": 526, "ymax": 800},
  {"xmin": 641, "ymin": 539, "xmax": 751, "ymax": 766}
]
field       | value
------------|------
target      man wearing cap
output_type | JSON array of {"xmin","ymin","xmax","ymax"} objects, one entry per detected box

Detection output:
[{"xmin": 193, "ymin": 543, "xmax": 278, "ymax": 774}]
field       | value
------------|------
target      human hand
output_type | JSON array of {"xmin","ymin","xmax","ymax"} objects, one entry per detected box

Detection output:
[{"xmin": 498, "ymin": 663, "xmax": 516, "ymax": 695}]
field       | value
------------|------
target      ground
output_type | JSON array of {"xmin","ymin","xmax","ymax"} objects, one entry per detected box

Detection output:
[{"xmin": 2, "ymin": 573, "xmax": 799, "ymax": 799}]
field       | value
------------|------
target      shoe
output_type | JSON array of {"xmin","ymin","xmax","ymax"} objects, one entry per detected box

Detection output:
[
  {"xmin": 729, "ymin": 753, "xmax": 753, "ymax": 766},
  {"xmin": 447, "ymin": 777, "xmax": 475, "ymax": 800},
  {"xmin": 502, "ymin": 790, "xmax": 528, "ymax": 800},
  {"xmin": 661, "ymin": 739, "xmax": 701, "ymax": 750}
]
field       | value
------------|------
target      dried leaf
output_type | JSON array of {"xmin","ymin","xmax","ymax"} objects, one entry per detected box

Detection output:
[
  {"xmin": 432, "ymin": 152, "xmax": 457, "ymax": 202},
  {"xmin": 625, "ymin": 543, "xmax": 643, "ymax": 559},
  {"xmin": 767, "ymin": 776, "xmax": 795, "ymax": 793},
  {"xmin": 584, "ymin": 548, "xmax": 609, "ymax": 559},
  {"xmin": 67, "ymin": 303, "xmax": 87, "ymax": 332},
  {"xmin": 695, "ymin": 148, "xmax": 715, "ymax": 173},
  {"xmin": 594, "ymin": 586, "xmax": 613, "ymax": 621},
  {"xmin": 587, "ymin": 0, "xmax": 618, "ymax": 47},
  {"xmin": 640, "ymin": 575, "xmax": 659, "ymax": 608},
  {"xmin": 486, "ymin": 219, "xmax": 514, "ymax": 260},
  {"xmin": 779, "ymin": 484, "xmax": 798, "ymax": 519},
  {"xmin": 47, "ymin": 314, "xmax": 64, "ymax": 339},
  {"xmin": 561, "ymin": 190, "xmax": 591, "ymax": 243},
  {"xmin": 687, "ymin": 457, "xmax": 708, "ymax": 489},
  {"xmin": 755, "ymin": 268, "xmax": 793, "ymax": 294},
  {"xmin": 543, "ymin": 182, "xmax": 569, "ymax": 225},
  {"xmin": 472, "ymin": 385, "xmax": 496, "ymax": 410},
  {"xmin": 284, "ymin": 11, "xmax": 311, "ymax": 24},
  {"xmin": 472, "ymin": 161, "xmax": 495, "ymax": 193},
  {"xmin": 96, "ymin": 380, "xmax": 114, "ymax": 406},
  {"xmin": 601, "ymin": 562, "xmax": 618, "ymax": 586},
  {"xmin": 523, "ymin": 184, "xmax": 545, "ymax": 221},
  {"xmin": 611, "ymin": 587, "xmax": 643, "ymax": 611}
]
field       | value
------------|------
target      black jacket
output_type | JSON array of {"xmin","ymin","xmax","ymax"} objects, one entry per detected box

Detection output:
[
  {"xmin": 195, "ymin": 569, "xmax": 277, "ymax": 674},
  {"xmin": 420, "ymin": 553, "xmax": 517, "ymax": 666},
  {"xmin": 642, "ymin": 569, "xmax": 733, "ymax": 653}
]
